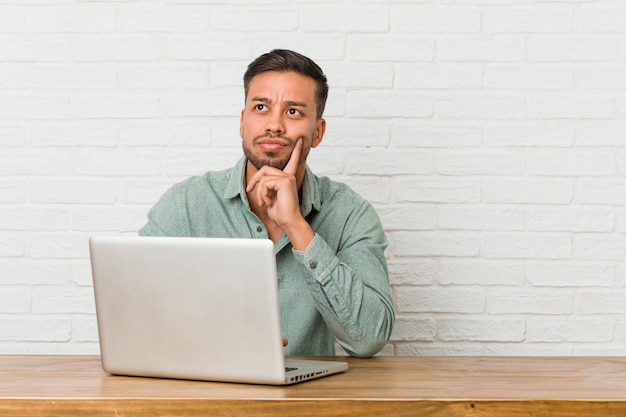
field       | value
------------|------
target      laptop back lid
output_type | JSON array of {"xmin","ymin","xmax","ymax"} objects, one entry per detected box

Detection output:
[{"xmin": 90, "ymin": 235, "xmax": 287, "ymax": 384}]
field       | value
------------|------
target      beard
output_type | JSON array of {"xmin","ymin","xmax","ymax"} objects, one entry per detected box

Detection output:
[{"xmin": 242, "ymin": 133, "xmax": 310, "ymax": 171}]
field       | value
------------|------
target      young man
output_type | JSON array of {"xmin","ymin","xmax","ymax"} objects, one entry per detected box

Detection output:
[{"xmin": 139, "ymin": 49, "xmax": 395, "ymax": 358}]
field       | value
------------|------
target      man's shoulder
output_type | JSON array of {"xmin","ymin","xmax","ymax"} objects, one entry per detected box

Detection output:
[{"xmin": 172, "ymin": 165, "xmax": 234, "ymax": 191}]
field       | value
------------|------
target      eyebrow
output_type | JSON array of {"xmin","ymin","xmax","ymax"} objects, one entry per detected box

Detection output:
[{"xmin": 250, "ymin": 96, "xmax": 308, "ymax": 108}]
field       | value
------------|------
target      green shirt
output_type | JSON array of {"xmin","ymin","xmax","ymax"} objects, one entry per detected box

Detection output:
[{"xmin": 139, "ymin": 157, "xmax": 395, "ymax": 357}]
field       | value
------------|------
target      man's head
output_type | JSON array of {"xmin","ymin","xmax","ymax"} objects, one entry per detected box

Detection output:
[
  {"xmin": 243, "ymin": 49, "xmax": 328, "ymax": 120},
  {"xmin": 240, "ymin": 50, "xmax": 327, "ymax": 174}
]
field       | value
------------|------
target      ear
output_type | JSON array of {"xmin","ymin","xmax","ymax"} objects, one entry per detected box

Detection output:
[
  {"xmin": 311, "ymin": 118, "xmax": 326, "ymax": 149},
  {"xmin": 239, "ymin": 109, "xmax": 245, "ymax": 139}
]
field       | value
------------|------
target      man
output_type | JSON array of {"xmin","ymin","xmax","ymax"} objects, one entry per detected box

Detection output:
[{"xmin": 139, "ymin": 49, "xmax": 394, "ymax": 358}]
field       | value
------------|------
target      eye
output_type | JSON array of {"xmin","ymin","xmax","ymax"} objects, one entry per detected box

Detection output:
[
  {"xmin": 287, "ymin": 108, "xmax": 301, "ymax": 116},
  {"xmin": 255, "ymin": 104, "xmax": 267, "ymax": 111}
]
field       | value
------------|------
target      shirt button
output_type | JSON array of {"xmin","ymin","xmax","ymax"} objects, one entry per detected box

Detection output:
[
  {"xmin": 309, "ymin": 262, "xmax": 317, "ymax": 270},
  {"xmin": 256, "ymin": 226, "xmax": 263, "ymax": 233}
]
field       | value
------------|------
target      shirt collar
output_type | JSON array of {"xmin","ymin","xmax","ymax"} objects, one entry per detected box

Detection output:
[{"xmin": 223, "ymin": 156, "xmax": 322, "ymax": 215}]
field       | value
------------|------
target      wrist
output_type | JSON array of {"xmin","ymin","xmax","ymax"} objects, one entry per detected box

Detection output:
[{"xmin": 283, "ymin": 218, "xmax": 315, "ymax": 251}]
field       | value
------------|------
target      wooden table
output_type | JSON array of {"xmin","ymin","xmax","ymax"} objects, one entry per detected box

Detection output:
[{"xmin": 2, "ymin": 355, "xmax": 626, "ymax": 416}]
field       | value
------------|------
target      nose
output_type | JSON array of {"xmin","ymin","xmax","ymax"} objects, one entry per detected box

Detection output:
[{"xmin": 265, "ymin": 110, "xmax": 285, "ymax": 137}]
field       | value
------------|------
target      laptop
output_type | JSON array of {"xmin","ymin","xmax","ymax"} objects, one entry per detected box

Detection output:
[{"xmin": 89, "ymin": 235, "xmax": 348, "ymax": 385}]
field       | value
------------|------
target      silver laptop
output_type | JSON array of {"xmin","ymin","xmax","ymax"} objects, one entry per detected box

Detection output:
[{"xmin": 89, "ymin": 235, "xmax": 348, "ymax": 385}]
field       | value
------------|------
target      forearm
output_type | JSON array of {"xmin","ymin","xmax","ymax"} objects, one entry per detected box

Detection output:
[{"xmin": 293, "ymin": 234, "xmax": 395, "ymax": 358}]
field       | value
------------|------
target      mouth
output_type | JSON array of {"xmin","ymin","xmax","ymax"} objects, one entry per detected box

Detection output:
[{"xmin": 255, "ymin": 136, "xmax": 292, "ymax": 152}]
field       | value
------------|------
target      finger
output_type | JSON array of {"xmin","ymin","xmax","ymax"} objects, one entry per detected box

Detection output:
[
  {"xmin": 283, "ymin": 337, "xmax": 289, "ymax": 347},
  {"xmin": 282, "ymin": 138, "xmax": 302, "ymax": 176}
]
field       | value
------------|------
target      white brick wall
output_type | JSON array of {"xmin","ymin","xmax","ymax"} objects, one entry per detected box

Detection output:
[{"xmin": 2, "ymin": 0, "xmax": 626, "ymax": 356}]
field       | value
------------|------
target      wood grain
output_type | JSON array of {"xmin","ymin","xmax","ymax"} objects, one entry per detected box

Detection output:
[{"xmin": 2, "ymin": 355, "xmax": 626, "ymax": 416}]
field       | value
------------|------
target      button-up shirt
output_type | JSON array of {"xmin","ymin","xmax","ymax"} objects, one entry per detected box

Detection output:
[{"xmin": 139, "ymin": 157, "xmax": 395, "ymax": 357}]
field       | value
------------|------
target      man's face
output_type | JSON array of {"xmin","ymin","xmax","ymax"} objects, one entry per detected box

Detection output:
[{"xmin": 240, "ymin": 71, "xmax": 325, "ymax": 171}]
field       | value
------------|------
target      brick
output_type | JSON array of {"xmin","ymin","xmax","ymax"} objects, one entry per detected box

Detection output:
[
  {"xmin": 307, "ymin": 148, "xmax": 345, "ymax": 176},
  {"xmin": 577, "ymin": 123, "xmax": 626, "ymax": 147},
  {"xmin": 395, "ymin": 287, "xmax": 485, "ymax": 313},
  {"xmin": 391, "ymin": 317, "xmax": 436, "ymax": 342},
  {"xmin": 526, "ymin": 262, "xmax": 614, "ymax": 288},
  {"xmin": 529, "ymin": 95, "xmax": 615, "ymax": 119},
  {"xmin": 25, "ymin": 5, "xmax": 116, "ymax": 33},
  {"xmin": 29, "ymin": 179, "xmax": 118, "ymax": 204},
  {"xmin": 72, "ymin": 148, "xmax": 161, "ymax": 176},
  {"xmin": 0, "ymin": 317, "xmax": 71, "ymax": 342},
  {"xmin": 528, "ymin": 36, "xmax": 616, "ymax": 62},
  {"xmin": 438, "ymin": 205, "xmax": 524, "ymax": 231},
  {"xmin": 528, "ymin": 149, "xmax": 615, "ymax": 176},
  {"xmin": 436, "ymin": 94, "xmax": 526, "ymax": 120},
  {"xmin": 0, "ymin": 94, "xmax": 70, "ymax": 120},
  {"xmin": 323, "ymin": 62, "xmax": 393, "ymax": 88},
  {"xmin": 72, "ymin": 206, "xmax": 147, "ymax": 232},
  {"xmin": 487, "ymin": 289, "xmax": 572, "ymax": 314},
  {"xmin": 0, "ymin": 150, "xmax": 71, "ymax": 175},
  {"xmin": 0, "ymin": 206, "xmax": 69, "ymax": 231},
  {"xmin": 118, "ymin": 64, "xmax": 209, "ymax": 89},
  {"xmin": 0, "ymin": 234, "xmax": 25, "ymax": 257},
  {"xmin": 483, "ymin": 179, "xmax": 573, "ymax": 204},
  {"xmin": 29, "ymin": 121, "xmax": 118, "ymax": 147},
  {"xmin": 29, "ymin": 64, "xmax": 116, "ymax": 89},
  {"xmin": 162, "ymin": 88, "xmax": 241, "ymax": 117},
  {"xmin": 391, "ymin": 6, "xmax": 481, "ymax": 33},
  {"xmin": 438, "ymin": 36, "xmax": 526, "ymax": 62},
  {"xmin": 72, "ymin": 93, "xmax": 160, "ymax": 119},
  {"xmin": 0, "ymin": 126, "xmax": 27, "ymax": 146},
  {"xmin": 483, "ymin": 7, "xmax": 573, "ymax": 33},
  {"xmin": 391, "ymin": 231, "xmax": 481, "ymax": 257},
  {"xmin": 575, "ymin": 7, "xmax": 626, "ymax": 32},
  {"xmin": 0, "ymin": 180, "xmax": 26, "ymax": 203},
  {"xmin": 481, "ymin": 233, "xmax": 571, "ymax": 259},
  {"xmin": 210, "ymin": 7, "xmax": 297, "ymax": 31},
  {"xmin": 0, "ymin": 7, "xmax": 24, "ymax": 33},
  {"xmin": 27, "ymin": 232, "xmax": 90, "ymax": 259},
  {"xmin": 72, "ymin": 316, "xmax": 99, "ymax": 343},
  {"xmin": 120, "ymin": 120, "xmax": 211, "ymax": 147},
  {"xmin": 439, "ymin": 318, "xmax": 525, "ymax": 342},
  {"xmin": 0, "ymin": 260, "xmax": 72, "ymax": 286},
  {"xmin": 163, "ymin": 148, "xmax": 242, "ymax": 177},
  {"xmin": 526, "ymin": 206, "xmax": 614, "ymax": 232},
  {"xmin": 393, "ymin": 122, "xmax": 483, "ymax": 148},
  {"xmin": 0, "ymin": 63, "xmax": 26, "ymax": 88},
  {"xmin": 348, "ymin": 36, "xmax": 435, "ymax": 62},
  {"xmin": 576, "ymin": 66, "xmax": 626, "ymax": 90},
  {"xmin": 526, "ymin": 318, "xmax": 613, "ymax": 342},
  {"xmin": 376, "ymin": 205, "xmax": 437, "ymax": 231},
  {"xmin": 163, "ymin": 34, "xmax": 251, "ymax": 60},
  {"xmin": 485, "ymin": 123, "xmax": 574, "ymax": 147},
  {"xmin": 74, "ymin": 35, "xmax": 160, "ymax": 62},
  {"xmin": 438, "ymin": 260, "xmax": 525, "ymax": 286},
  {"xmin": 348, "ymin": 91, "xmax": 433, "ymax": 119},
  {"xmin": 0, "ymin": 288, "xmax": 31, "ymax": 313},
  {"xmin": 347, "ymin": 149, "xmax": 433, "ymax": 175},
  {"xmin": 32, "ymin": 288, "xmax": 95, "ymax": 314},
  {"xmin": 300, "ymin": 6, "xmax": 388, "ymax": 33},
  {"xmin": 436, "ymin": 150, "xmax": 525, "ymax": 175},
  {"xmin": 574, "ymin": 234, "xmax": 626, "ymax": 261},
  {"xmin": 321, "ymin": 118, "xmax": 390, "ymax": 148},
  {"xmin": 387, "ymin": 260, "xmax": 436, "ymax": 286},
  {"xmin": 120, "ymin": 5, "xmax": 209, "ymax": 32},
  {"xmin": 340, "ymin": 177, "xmax": 391, "ymax": 204},
  {"xmin": 395, "ymin": 63, "xmax": 483, "ymax": 89},
  {"xmin": 0, "ymin": 36, "xmax": 70, "ymax": 61},
  {"xmin": 573, "ymin": 290, "xmax": 626, "ymax": 314},
  {"xmin": 577, "ymin": 180, "xmax": 626, "ymax": 205},
  {"xmin": 485, "ymin": 64, "xmax": 573, "ymax": 90},
  {"xmin": 395, "ymin": 178, "xmax": 481, "ymax": 203}
]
